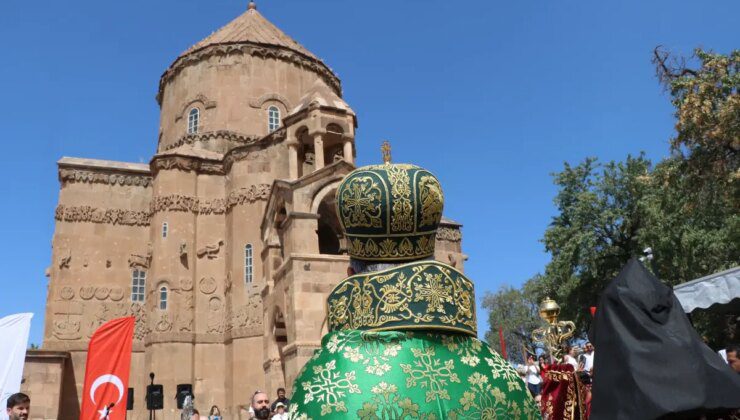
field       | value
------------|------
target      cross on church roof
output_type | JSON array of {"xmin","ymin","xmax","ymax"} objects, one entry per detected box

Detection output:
[
  {"xmin": 248, "ymin": 1, "xmax": 257, "ymax": 10},
  {"xmin": 381, "ymin": 141, "xmax": 392, "ymax": 164}
]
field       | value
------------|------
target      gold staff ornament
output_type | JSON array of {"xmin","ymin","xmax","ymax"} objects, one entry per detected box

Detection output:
[{"xmin": 531, "ymin": 297, "xmax": 576, "ymax": 360}]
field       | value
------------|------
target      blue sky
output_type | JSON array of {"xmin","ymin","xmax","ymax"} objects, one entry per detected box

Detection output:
[{"xmin": 1, "ymin": 0, "xmax": 737, "ymax": 345}]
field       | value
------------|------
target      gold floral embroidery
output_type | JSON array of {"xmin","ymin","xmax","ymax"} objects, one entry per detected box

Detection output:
[
  {"xmin": 387, "ymin": 165, "xmax": 413, "ymax": 232},
  {"xmin": 418, "ymin": 175, "xmax": 443, "ymax": 227},
  {"xmin": 452, "ymin": 372, "xmax": 527, "ymax": 419},
  {"xmin": 484, "ymin": 355, "xmax": 523, "ymax": 393},
  {"xmin": 400, "ymin": 346, "xmax": 460, "ymax": 402},
  {"xmin": 301, "ymin": 360, "xmax": 361, "ymax": 415},
  {"xmin": 340, "ymin": 176, "xmax": 383, "ymax": 228},
  {"xmin": 441, "ymin": 335, "xmax": 483, "ymax": 367},
  {"xmin": 347, "ymin": 234, "xmax": 435, "ymax": 260},
  {"xmin": 356, "ymin": 382, "xmax": 440, "ymax": 420},
  {"xmin": 328, "ymin": 262, "xmax": 477, "ymax": 335}
]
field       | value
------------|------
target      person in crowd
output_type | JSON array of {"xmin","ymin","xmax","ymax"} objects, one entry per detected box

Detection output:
[
  {"xmin": 208, "ymin": 405, "xmax": 221, "ymax": 420},
  {"xmin": 189, "ymin": 408, "xmax": 200, "ymax": 420},
  {"xmin": 582, "ymin": 341, "xmax": 595, "ymax": 374},
  {"xmin": 563, "ymin": 344, "xmax": 579, "ymax": 370},
  {"xmin": 525, "ymin": 354, "xmax": 542, "ymax": 397},
  {"xmin": 271, "ymin": 402, "xmax": 288, "ymax": 420},
  {"xmin": 727, "ymin": 344, "xmax": 740, "ymax": 374},
  {"xmin": 251, "ymin": 391, "xmax": 271, "ymax": 420},
  {"xmin": 269, "ymin": 387, "xmax": 290, "ymax": 412},
  {"xmin": 5, "ymin": 393, "xmax": 30, "ymax": 420},
  {"xmin": 538, "ymin": 354, "xmax": 549, "ymax": 371}
]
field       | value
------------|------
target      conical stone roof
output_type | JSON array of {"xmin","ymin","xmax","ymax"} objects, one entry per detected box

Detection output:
[
  {"xmin": 179, "ymin": 3, "xmax": 319, "ymax": 61},
  {"xmin": 158, "ymin": 2, "xmax": 341, "ymax": 105}
]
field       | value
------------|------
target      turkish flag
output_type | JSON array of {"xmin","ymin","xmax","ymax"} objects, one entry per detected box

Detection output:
[{"xmin": 80, "ymin": 317, "xmax": 135, "ymax": 420}]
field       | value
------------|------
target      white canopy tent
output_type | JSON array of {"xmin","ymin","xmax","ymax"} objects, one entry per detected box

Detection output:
[{"xmin": 673, "ymin": 266, "xmax": 740, "ymax": 313}]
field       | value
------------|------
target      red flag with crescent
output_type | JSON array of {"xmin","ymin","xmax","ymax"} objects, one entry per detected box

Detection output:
[{"xmin": 80, "ymin": 317, "xmax": 135, "ymax": 420}]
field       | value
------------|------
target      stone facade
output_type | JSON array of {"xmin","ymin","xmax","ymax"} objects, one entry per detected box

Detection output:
[{"xmin": 30, "ymin": 4, "xmax": 465, "ymax": 419}]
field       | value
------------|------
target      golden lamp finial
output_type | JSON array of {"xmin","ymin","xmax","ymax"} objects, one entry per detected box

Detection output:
[
  {"xmin": 531, "ymin": 297, "xmax": 576, "ymax": 360},
  {"xmin": 381, "ymin": 141, "xmax": 392, "ymax": 164}
]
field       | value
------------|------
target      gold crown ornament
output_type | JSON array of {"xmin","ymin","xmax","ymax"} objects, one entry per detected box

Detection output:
[{"xmin": 336, "ymin": 141, "xmax": 444, "ymax": 261}]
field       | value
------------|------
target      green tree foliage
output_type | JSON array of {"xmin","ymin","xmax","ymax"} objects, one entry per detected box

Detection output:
[
  {"xmin": 483, "ymin": 48, "xmax": 738, "ymax": 349},
  {"xmin": 482, "ymin": 284, "xmax": 542, "ymax": 363}
]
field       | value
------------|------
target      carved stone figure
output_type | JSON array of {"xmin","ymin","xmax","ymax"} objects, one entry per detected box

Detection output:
[
  {"xmin": 199, "ymin": 277, "xmax": 217, "ymax": 294},
  {"xmin": 197, "ymin": 240, "xmax": 224, "ymax": 259},
  {"xmin": 59, "ymin": 286, "xmax": 75, "ymax": 301},
  {"xmin": 79, "ymin": 287, "xmax": 95, "ymax": 300}
]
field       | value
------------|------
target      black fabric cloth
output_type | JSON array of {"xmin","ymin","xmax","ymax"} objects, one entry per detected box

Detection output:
[{"xmin": 588, "ymin": 259, "xmax": 740, "ymax": 420}]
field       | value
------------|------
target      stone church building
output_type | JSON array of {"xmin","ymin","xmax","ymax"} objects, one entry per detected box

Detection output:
[{"xmin": 24, "ymin": 3, "xmax": 465, "ymax": 419}]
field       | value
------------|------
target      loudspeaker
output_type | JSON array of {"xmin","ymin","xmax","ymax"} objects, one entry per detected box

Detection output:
[
  {"xmin": 176, "ymin": 384, "xmax": 193, "ymax": 409},
  {"xmin": 146, "ymin": 384, "xmax": 164, "ymax": 410},
  {"xmin": 127, "ymin": 388, "xmax": 134, "ymax": 410}
]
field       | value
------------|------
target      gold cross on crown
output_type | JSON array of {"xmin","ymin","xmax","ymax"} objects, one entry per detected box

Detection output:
[{"xmin": 381, "ymin": 141, "xmax": 392, "ymax": 164}]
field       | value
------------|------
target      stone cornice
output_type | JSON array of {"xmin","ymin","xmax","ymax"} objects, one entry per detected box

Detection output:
[
  {"xmin": 162, "ymin": 130, "xmax": 261, "ymax": 152},
  {"xmin": 150, "ymin": 184, "xmax": 271, "ymax": 216},
  {"xmin": 436, "ymin": 226, "xmax": 462, "ymax": 242},
  {"xmin": 55, "ymin": 205, "xmax": 150, "ymax": 227},
  {"xmin": 157, "ymin": 42, "xmax": 342, "ymax": 105},
  {"xmin": 151, "ymin": 155, "xmax": 225, "ymax": 176},
  {"xmin": 55, "ymin": 184, "xmax": 270, "ymax": 226},
  {"xmin": 59, "ymin": 167, "xmax": 152, "ymax": 188}
]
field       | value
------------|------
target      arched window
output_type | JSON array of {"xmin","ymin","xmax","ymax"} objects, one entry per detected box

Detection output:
[
  {"xmin": 188, "ymin": 108, "xmax": 200, "ymax": 134},
  {"xmin": 162, "ymin": 222, "xmax": 168, "ymax": 238},
  {"xmin": 159, "ymin": 286, "xmax": 168, "ymax": 310},
  {"xmin": 244, "ymin": 244, "xmax": 253, "ymax": 284},
  {"xmin": 131, "ymin": 270, "xmax": 146, "ymax": 302},
  {"xmin": 268, "ymin": 106, "xmax": 280, "ymax": 133}
]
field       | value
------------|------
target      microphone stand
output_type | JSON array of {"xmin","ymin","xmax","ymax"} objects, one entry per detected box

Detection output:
[{"xmin": 149, "ymin": 372, "xmax": 155, "ymax": 420}]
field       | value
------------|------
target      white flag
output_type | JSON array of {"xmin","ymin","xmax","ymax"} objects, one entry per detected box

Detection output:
[{"xmin": 0, "ymin": 313, "xmax": 33, "ymax": 420}]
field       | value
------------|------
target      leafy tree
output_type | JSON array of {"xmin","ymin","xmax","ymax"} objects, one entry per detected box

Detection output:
[
  {"xmin": 535, "ymin": 155, "xmax": 653, "ymax": 331},
  {"xmin": 482, "ymin": 48, "xmax": 739, "ymax": 348},
  {"xmin": 482, "ymin": 284, "xmax": 543, "ymax": 363}
]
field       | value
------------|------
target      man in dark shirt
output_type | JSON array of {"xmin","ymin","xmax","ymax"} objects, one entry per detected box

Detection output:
[{"xmin": 270, "ymin": 388, "xmax": 290, "ymax": 413}]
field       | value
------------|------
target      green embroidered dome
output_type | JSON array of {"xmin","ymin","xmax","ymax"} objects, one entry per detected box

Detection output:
[{"xmin": 336, "ymin": 162, "xmax": 444, "ymax": 262}]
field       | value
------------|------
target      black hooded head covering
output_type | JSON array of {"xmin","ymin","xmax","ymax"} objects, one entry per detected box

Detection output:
[{"xmin": 588, "ymin": 259, "xmax": 740, "ymax": 419}]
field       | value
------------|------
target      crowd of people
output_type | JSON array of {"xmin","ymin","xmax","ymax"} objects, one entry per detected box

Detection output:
[
  {"xmin": 184, "ymin": 387, "xmax": 291, "ymax": 420},
  {"xmin": 517, "ymin": 340, "xmax": 596, "ymax": 405}
]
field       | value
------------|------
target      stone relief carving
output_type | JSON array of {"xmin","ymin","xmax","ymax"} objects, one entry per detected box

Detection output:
[
  {"xmin": 59, "ymin": 286, "xmax": 75, "ymax": 301},
  {"xmin": 180, "ymin": 277, "xmax": 193, "ymax": 292},
  {"xmin": 150, "ymin": 185, "xmax": 270, "ymax": 217},
  {"xmin": 57, "ymin": 185, "xmax": 271, "ymax": 226},
  {"xmin": 129, "ymin": 244, "xmax": 153, "ymax": 269},
  {"xmin": 109, "ymin": 287, "xmax": 124, "ymax": 301},
  {"xmin": 197, "ymin": 240, "xmax": 224, "ymax": 259},
  {"xmin": 94, "ymin": 287, "xmax": 110, "ymax": 300},
  {"xmin": 52, "ymin": 303, "xmax": 84, "ymax": 340},
  {"xmin": 58, "ymin": 250, "xmax": 71, "ymax": 269},
  {"xmin": 55, "ymin": 205, "xmax": 150, "ymax": 227},
  {"xmin": 176, "ymin": 294, "xmax": 194, "ymax": 332},
  {"xmin": 155, "ymin": 313, "xmax": 173, "ymax": 333},
  {"xmin": 207, "ymin": 297, "xmax": 224, "ymax": 334},
  {"xmin": 436, "ymin": 227, "xmax": 462, "ymax": 242},
  {"xmin": 53, "ymin": 314, "xmax": 81, "ymax": 340},
  {"xmin": 179, "ymin": 241, "xmax": 188, "ymax": 257},
  {"xmin": 80, "ymin": 287, "xmax": 95, "ymax": 300},
  {"xmin": 157, "ymin": 44, "xmax": 341, "ymax": 106},
  {"xmin": 59, "ymin": 168, "xmax": 151, "ymax": 188},
  {"xmin": 199, "ymin": 277, "xmax": 217, "ymax": 294},
  {"xmin": 228, "ymin": 291, "xmax": 263, "ymax": 331},
  {"xmin": 151, "ymin": 156, "xmax": 224, "ymax": 176},
  {"xmin": 224, "ymin": 272, "xmax": 232, "ymax": 295},
  {"xmin": 130, "ymin": 303, "xmax": 150, "ymax": 340},
  {"xmin": 304, "ymin": 152, "xmax": 315, "ymax": 165}
]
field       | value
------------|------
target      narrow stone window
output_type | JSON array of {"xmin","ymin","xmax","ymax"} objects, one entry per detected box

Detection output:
[
  {"xmin": 162, "ymin": 222, "xmax": 168, "ymax": 238},
  {"xmin": 188, "ymin": 108, "xmax": 200, "ymax": 134},
  {"xmin": 131, "ymin": 270, "xmax": 146, "ymax": 303},
  {"xmin": 245, "ymin": 244, "xmax": 253, "ymax": 284},
  {"xmin": 159, "ymin": 286, "xmax": 168, "ymax": 310},
  {"xmin": 268, "ymin": 106, "xmax": 280, "ymax": 133}
]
